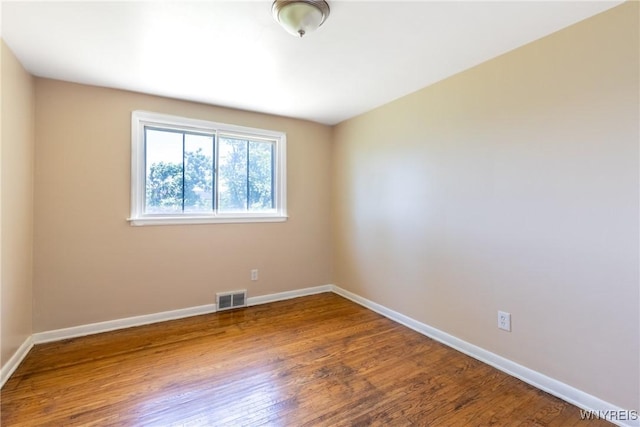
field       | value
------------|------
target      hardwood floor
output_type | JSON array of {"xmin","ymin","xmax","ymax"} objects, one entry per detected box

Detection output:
[{"xmin": 1, "ymin": 293, "xmax": 610, "ymax": 426}]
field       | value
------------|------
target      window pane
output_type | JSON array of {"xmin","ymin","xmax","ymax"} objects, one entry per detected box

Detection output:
[
  {"xmin": 184, "ymin": 133, "xmax": 214, "ymax": 213},
  {"xmin": 218, "ymin": 137, "xmax": 248, "ymax": 212},
  {"xmin": 145, "ymin": 128, "xmax": 183, "ymax": 214},
  {"xmin": 248, "ymin": 141, "xmax": 275, "ymax": 210}
]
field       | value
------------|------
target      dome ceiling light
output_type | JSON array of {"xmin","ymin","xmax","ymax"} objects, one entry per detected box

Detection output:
[{"xmin": 272, "ymin": 0, "xmax": 330, "ymax": 38}]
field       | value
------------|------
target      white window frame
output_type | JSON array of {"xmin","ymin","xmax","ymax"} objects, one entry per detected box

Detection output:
[{"xmin": 129, "ymin": 111, "xmax": 287, "ymax": 226}]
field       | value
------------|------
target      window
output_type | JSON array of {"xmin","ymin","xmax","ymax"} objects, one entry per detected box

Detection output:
[{"xmin": 129, "ymin": 111, "xmax": 287, "ymax": 225}]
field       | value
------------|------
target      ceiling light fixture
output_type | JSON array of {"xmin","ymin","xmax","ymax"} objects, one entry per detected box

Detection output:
[{"xmin": 272, "ymin": 0, "xmax": 330, "ymax": 38}]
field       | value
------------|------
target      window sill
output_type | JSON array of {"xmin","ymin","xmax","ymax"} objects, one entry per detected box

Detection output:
[{"xmin": 127, "ymin": 214, "xmax": 288, "ymax": 226}]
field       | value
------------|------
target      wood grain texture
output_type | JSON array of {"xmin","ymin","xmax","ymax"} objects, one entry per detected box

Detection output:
[{"xmin": 1, "ymin": 293, "xmax": 610, "ymax": 426}]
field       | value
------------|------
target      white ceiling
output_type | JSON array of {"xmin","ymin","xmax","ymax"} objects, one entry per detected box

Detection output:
[{"xmin": 1, "ymin": 1, "xmax": 622, "ymax": 125}]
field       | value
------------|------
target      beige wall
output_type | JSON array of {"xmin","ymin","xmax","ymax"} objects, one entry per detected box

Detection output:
[
  {"xmin": 332, "ymin": 2, "xmax": 638, "ymax": 411},
  {"xmin": 33, "ymin": 80, "xmax": 332, "ymax": 331},
  {"xmin": 1, "ymin": 41, "xmax": 35, "ymax": 367}
]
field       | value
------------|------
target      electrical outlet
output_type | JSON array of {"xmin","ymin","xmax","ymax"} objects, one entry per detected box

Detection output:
[
  {"xmin": 498, "ymin": 311, "xmax": 511, "ymax": 332},
  {"xmin": 251, "ymin": 269, "xmax": 258, "ymax": 281}
]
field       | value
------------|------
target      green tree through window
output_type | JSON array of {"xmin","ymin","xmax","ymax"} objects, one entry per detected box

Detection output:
[
  {"xmin": 218, "ymin": 137, "xmax": 274, "ymax": 212},
  {"xmin": 144, "ymin": 132, "xmax": 274, "ymax": 214}
]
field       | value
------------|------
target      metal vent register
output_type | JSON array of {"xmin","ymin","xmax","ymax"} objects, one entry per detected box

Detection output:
[{"xmin": 216, "ymin": 290, "xmax": 247, "ymax": 311}]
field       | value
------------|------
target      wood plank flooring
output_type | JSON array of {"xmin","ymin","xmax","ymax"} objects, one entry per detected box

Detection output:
[{"xmin": 1, "ymin": 293, "xmax": 610, "ymax": 426}]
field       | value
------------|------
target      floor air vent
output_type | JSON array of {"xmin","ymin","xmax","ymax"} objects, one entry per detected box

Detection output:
[{"xmin": 216, "ymin": 290, "xmax": 247, "ymax": 311}]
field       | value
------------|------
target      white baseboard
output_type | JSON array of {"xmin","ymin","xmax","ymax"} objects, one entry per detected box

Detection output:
[
  {"xmin": 32, "ymin": 303, "xmax": 217, "ymax": 344},
  {"xmin": 0, "ymin": 335, "xmax": 34, "ymax": 389},
  {"xmin": 31, "ymin": 285, "xmax": 332, "ymax": 344},
  {"xmin": 248, "ymin": 284, "xmax": 333, "ymax": 306},
  {"xmin": 331, "ymin": 285, "xmax": 638, "ymax": 427}
]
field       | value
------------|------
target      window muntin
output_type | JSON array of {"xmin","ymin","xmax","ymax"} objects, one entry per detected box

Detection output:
[{"xmin": 130, "ymin": 111, "xmax": 286, "ymax": 225}]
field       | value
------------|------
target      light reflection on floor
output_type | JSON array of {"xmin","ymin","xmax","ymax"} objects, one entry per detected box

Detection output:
[{"xmin": 132, "ymin": 357, "xmax": 290, "ymax": 426}]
